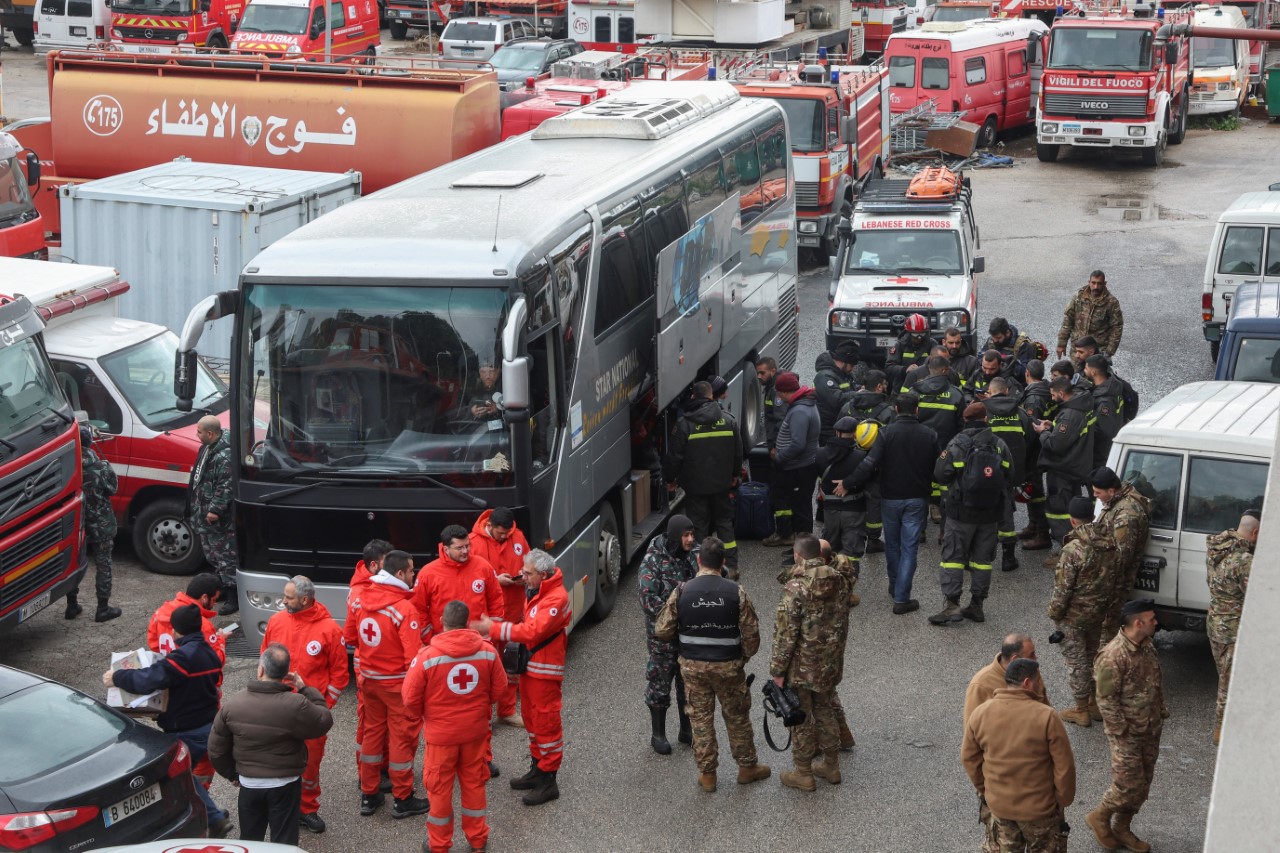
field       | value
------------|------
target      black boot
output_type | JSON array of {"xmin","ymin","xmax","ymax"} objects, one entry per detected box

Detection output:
[
  {"xmin": 95, "ymin": 598, "xmax": 122, "ymax": 623},
  {"xmin": 510, "ymin": 758, "xmax": 541, "ymax": 791},
  {"xmin": 64, "ymin": 593, "xmax": 82, "ymax": 620},
  {"xmin": 521, "ymin": 770, "xmax": 559, "ymax": 806},
  {"xmin": 1000, "ymin": 541, "xmax": 1020, "ymax": 572},
  {"xmin": 649, "ymin": 705, "xmax": 672, "ymax": 755},
  {"xmin": 218, "ymin": 587, "xmax": 239, "ymax": 616},
  {"xmin": 677, "ymin": 708, "xmax": 692, "ymax": 746}
]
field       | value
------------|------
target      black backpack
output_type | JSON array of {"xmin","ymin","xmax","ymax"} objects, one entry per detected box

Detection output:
[
  {"xmin": 1119, "ymin": 377, "xmax": 1140, "ymax": 423},
  {"xmin": 959, "ymin": 435, "xmax": 1006, "ymax": 510}
]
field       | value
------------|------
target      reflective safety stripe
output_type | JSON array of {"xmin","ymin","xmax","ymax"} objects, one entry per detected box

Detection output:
[
  {"xmin": 498, "ymin": 622, "xmax": 513, "ymax": 642},
  {"xmin": 918, "ymin": 402, "xmax": 958, "ymax": 410},
  {"xmin": 689, "ymin": 431, "xmax": 735, "ymax": 440},
  {"xmin": 418, "ymin": 650, "xmax": 498, "ymax": 671},
  {"xmin": 952, "ymin": 461, "xmax": 965, "ymax": 468},
  {"xmin": 838, "ymin": 382, "xmax": 851, "ymax": 389},
  {"xmin": 867, "ymin": 522, "xmax": 883, "ymax": 530},
  {"xmin": 678, "ymin": 634, "xmax": 740, "ymax": 646},
  {"xmin": 723, "ymin": 541, "xmax": 738, "ymax": 549},
  {"xmin": 539, "ymin": 739, "xmax": 563, "ymax": 749},
  {"xmin": 940, "ymin": 562, "xmax": 966, "ymax": 569},
  {"xmin": 998, "ymin": 530, "xmax": 1019, "ymax": 539},
  {"xmin": 427, "ymin": 814, "xmax": 452, "ymax": 826},
  {"xmin": 1029, "ymin": 496, "xmax": 1047, "ymax": 504},
  {"xmin": 359, "ymin": 753, "xmax": 384, "ymax": 763},
  {"xmin": 460, "ymin": 807, "xmax": 486, "ymax": 818},
  {"xmin": 389, "ymin": 760, "xmax": 414, "ymax": 771},
  {"xmin": 361, "ymin": 671, "xmax": 407, "ymax": 681},
  {"xmin": 1045, "ymin": 512, "xmax": 1070, "ymax": 520},
  {"xmin": 990, "ymin": 426, "xmax": 1022, "ymax": 433},
  {"xmin": 302, "ymin": 780, "xmax": 320, "ymax": 788},
  {"xmin": 774, "ymin": 510, "xmax": 793, "ymax": 517},
  {"xmin": 969, "ymin": 562, "xmax": 993, "ymax": 571}
]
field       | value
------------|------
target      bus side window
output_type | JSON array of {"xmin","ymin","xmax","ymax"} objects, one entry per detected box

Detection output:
[
  {"xmin": 683, "ymin": 151, "xmax": 726, "ymax": 224},
  {"xmin": 639, "ymin": 175, "xmax": 689, "ymax": 279},
  {"xmin": 722, "ymin": 132, "xmax": 762, "ymax": 225},
  {"xmin": 549, "ymin": 223, "xmax": 592, "ymax": 381},
  {"xmin": 526, "ymin": 332, "xmax": 559, "ymax": 468},
  {"xmin": 755, "ymin": 120, "xmax": 789, "ymax": 211},
  {"xmin": 594, "ymin": 198, "xmax": 651, "ymax": 337}
]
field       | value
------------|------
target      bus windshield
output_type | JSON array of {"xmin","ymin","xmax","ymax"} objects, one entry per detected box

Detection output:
[
  {"xmin": 1048, "ymin": 27, "xmax": 1153, "ymax": 71},
  {"xmin": 0, "ymin": 337, "xmax": 66, "ymax": 443},
  {"xmin": 239, "ymin": 283, "xmax": 515, "ymax": 486}
]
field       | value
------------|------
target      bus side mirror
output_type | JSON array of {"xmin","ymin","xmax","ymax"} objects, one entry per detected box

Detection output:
[
  {"xmin": 500, "ymin": 296, "xmax": 530, "ymax": 411},
  {"xmin": 175, "ymin": 290, "xmax": 238, "ymax": 411},
  {"xmin": 174, "ymin": 350, "xmax": 200, "ymax": 411}
]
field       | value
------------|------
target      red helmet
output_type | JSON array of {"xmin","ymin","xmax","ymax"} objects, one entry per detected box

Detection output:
[{"xmin": 904, "ymin": 313, "xmax": 928, "ymax": 333}]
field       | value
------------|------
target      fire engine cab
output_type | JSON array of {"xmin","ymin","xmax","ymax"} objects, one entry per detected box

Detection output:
[{"xmin": 827, "ymin": 167, "xmax": 983, "ymax": 360}]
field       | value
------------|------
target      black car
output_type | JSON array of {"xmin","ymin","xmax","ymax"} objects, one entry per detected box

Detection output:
[
  {"xmin": 490, "ymin": 38, "xmax": 585, "ymax": 90},
  {"xmin": 0, "ymin": 666, "xmax": 206, "ymax": 851}
]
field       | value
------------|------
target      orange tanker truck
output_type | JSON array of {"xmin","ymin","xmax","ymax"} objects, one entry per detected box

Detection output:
[{"xmin": 7, "ymin": 50, "xmax": 501, "ymax": 240}]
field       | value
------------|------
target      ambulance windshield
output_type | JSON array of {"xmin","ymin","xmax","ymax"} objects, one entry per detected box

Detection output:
[
  {"xmin": 239, "ymin": 283, "xmax": 515, "ymax": 487},
  {"xmin": 844, "ymin": 229, "xmax": 963, "ymax": 275},
  {"xmin": 1048, "ymin": 28, "xmax": 1153, "ymax": 71},
  {"xmin": 238, "ymin": 3, "xmax": 310, "ymax": 34}
]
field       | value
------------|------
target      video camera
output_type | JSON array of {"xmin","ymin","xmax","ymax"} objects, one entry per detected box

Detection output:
[{"xmin": 761, "ymin": 679, "xmax": 807, "ymax": 728}]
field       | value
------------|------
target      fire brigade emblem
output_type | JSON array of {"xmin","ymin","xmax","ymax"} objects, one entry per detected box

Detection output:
[
  {"xmin": 240, "ymin": 116, "xmax": 262, "ymax": 148},
  {"xmin": 359, "ymin": 617, "xmax": 381, "ymax": 647},
  {"xmin": 471, "ymin": 578, "xmax": 485, "ymax": 594},
  {"xmin": 306, "ymin": 640, "xmax": 322, "ymax": 656},
  {"xmin": 447, "ymin": 663, "xmax": 480, "ymax": 695}
]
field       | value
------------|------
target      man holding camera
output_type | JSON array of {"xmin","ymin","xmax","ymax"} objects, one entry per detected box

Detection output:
[
  {"xmin": 769, "ymin": 534, "xmax": 852, "ymax": 792},
  {"xmin": 653, "ymin": 537, "xmax": 770, "ymax": 793}
]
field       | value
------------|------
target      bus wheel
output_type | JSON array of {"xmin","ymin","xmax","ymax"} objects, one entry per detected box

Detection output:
[
  {"xmin": 133, "ymin": 498, "xmax": 204, "ymax": 576},
  {"xmin": 588, "ymin": 502, "xmax": 622, "ymax": 621}
]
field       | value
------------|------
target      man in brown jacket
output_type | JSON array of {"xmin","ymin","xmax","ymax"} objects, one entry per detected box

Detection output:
[
  {"xmin": 209, "ymin": 643, "xmax": 334, "ymax": 845},
  {"xmin": 963, "ymin": 658, "xmax": 1076, "ymax": 853}
]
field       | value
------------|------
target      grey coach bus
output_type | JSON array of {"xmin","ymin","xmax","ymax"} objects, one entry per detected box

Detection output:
[{"xmin": 175, "ymin": 81, "xmax": 799, "ymax": 642}]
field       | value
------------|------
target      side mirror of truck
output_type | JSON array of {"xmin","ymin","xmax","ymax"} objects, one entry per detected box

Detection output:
[
  {"xmin": 1164, "ymin": 42, "xmax": 1178, "ymax": 64},
  {"xmin": 840, "ymin": 115, "xmax": 857, "ymax": 146},
  {"xmin": 972, "ymin": 256, "xmax": 985, "ymax": 274},
  {"xmin": 24, "ymin": 151, "xmax": 40, "ymax": 188}
]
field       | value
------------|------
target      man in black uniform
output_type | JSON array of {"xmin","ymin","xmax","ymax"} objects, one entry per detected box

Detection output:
[
  {"xmin": 964, "ymin": 350, "xmax": 1018, "ymax": 403},
  {"xmin": 1083, "ymin": 354, "xmax": 1134, "ymax": 470},
  {"xmin": 983, "ymin": 317, "xmax": 1036, "ymax": 380},
  {"xmin": 664, "ymin": 381, "xmax": 743, "ymax": 575},
  {"xmin": 813, "ymin": 340, "xmax": 862, "ymax": 446},
  {"xmin": 1033, "ymin": 377, "xmax": 1095, "ymax": 565},
  {"xmin": 839, "ymin": 370, "xmax": 894, "ymax": 553},
  {"xmin": 818, "ymin": 417, "xmax": 873, "ymax": 567},
  {"xmin": 911, "ymin": 354, "xmax": 964, "ymax": 525},
  {"xmin": 943, "ymin": 327, "xmax": 979, "ymax": 384},
  {"xmin": 756, "ymin": 358, "xmax": 787, "ymax": 452},
  {"xmin": 885, "ymin": 314, "xmax": 938, "ymax": 396},
  {"xmin": 1018, "ymin": 360, "xmax": 1053, "ymax": 552},
  {"xmin": 983, "ymin": 377, "xmax": 1033, "ymax": 572}
]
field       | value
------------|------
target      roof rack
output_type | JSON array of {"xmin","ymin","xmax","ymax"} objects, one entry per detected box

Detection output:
[{"xmin": 856, "ymin": 176, "xmax": 973, "ymax": 213}]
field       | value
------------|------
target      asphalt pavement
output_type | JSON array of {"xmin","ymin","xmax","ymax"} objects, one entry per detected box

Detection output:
[{"xmin": 0, "ymin": 42, "xmax": 1273, "ymax": 852}]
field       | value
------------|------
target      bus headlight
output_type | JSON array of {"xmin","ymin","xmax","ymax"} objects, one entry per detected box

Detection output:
[
  {"xmin": 1040, "ymin": 122, "xmax": 1058, "ymax": 134},
  {"xmin": 247, "ymin": 592, "xmax": 285, "ymax": 611},
  {"xmin": 937, "ymin": 310, "xmax": 968, "ymax": 331},
  {"xmin": 831, "ymin": 310, "xmax": 860, "ymax": 329},
  {"xmin": 1127, "ymin": 126, "xmax": 1146, "ymax": 137}
]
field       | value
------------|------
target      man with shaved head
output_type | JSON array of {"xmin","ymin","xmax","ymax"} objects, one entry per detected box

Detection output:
[
  {"xmin": 1206, "ymin": 509, "xmax": 1261, "ymax": 745},
  {"xmin": 190, "ymin": 414, "xmax": 239, "ymax": 614}
]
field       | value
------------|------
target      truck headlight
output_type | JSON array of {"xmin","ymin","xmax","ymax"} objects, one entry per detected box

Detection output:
[
  {"xmin": 831, "ymin": 310, "xmax": 860, "ymax": 329},
  {"xmin": 287, "ymin": 42, "xmax": 302, "ymax": 55},
  {"xmin": 798, "ymin": 221, "xmax": 819, "ymax": 234},
  {"xmin": 937, "ymin": 310, "xmax": 967, "ymax": 330},
  {"xmin": 1040, "ymin": 122, "xmax": 1058, "ymax": 134},
  {"xmin": 111, "ymin": 27, "xmax": 122, "ymax": 38},
  {"xmin": 1127, "ymin": 125, "xmax": 1146, "ymax": 137},
  {"xmin": 175, "ymin": 31, "xmax": 188, "ymax": 41}
]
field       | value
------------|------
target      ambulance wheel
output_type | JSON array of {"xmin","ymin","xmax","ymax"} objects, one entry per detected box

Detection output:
[
  {"xmin": 587, "ymin": 502, "xmax": 622, "ymax": 621},
  {"xmin": 1169, "ymin": 88, "xmax": 1188, "ymax": 145},
  {"xmin": 1036, "ymin": 143, "xmax": 1059, "ymax": 163},
  {"xmin": 977, "ymin": 116, "xmax": 997, "ymax": 149},
  {"xmin": 390, "ymin": 20, "xmax": 408, "ymax": 40},
  {"xmin": 133, "ymin": 498, "xmax": 204, "ymax": 576}
]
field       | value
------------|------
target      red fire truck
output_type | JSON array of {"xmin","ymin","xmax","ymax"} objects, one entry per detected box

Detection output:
[
  {"xmin": 850, "ymin": 0, "xmax": 909, "ymax": 54},
  {"xmin": 733, "ymin": 60, "xmax": 891, "ymax": 256},
  {"xmin": 0, "ymin": 131, "xmax": 46, "ymax": 260},
  {"xmin": 0, "ymin": 266, "xmax": 89, "ymax": 632},
  {"xmin": 109, "ymin": 0, "xmax": 246, "ymax": 51},
  {"xmin": 1036, "ymin": 4, "xmax": 1192, "ymax": 167}
]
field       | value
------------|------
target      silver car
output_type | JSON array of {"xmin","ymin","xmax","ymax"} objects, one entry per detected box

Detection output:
[{"xmin": 439, "ymin": 16, "xmax": 536, "ymax": 65}]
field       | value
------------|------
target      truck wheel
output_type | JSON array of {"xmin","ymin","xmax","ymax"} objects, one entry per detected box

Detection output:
[
  {"xmin": 390, "ymin": 20, "xmax": 408, "ymax": 39},
  {"xmin": 977, "ymin": 116, "xmax": 997, "ymax": 149},
  {"xmin": 1210, "ymin": 340, "xmax": 1220, "ymax": 363},
  {"xmin": 1169, "ymin": 89, "xmax": 1188, "ymax": 145},
  {"xmin": 206, "ymin": 33, "xmax": 227, "ymax": 49},
  {"xmin": 1141, "ymin": 131, "xmax": 1165, "ymax": 167},
  {"xmin": 14, "ymin": 26, "xmax": 34, "ymax": 46},
  {"xmin": 133, "ymin": 498, "xmax": 204, "ymax": 576},
  {"xmin": 1036, "ymin": 143, "xmax": 1059, "ymax": 163},
  {"xmin": 587, "ymin": 502, "xmax": 622, "ymax": 622}
]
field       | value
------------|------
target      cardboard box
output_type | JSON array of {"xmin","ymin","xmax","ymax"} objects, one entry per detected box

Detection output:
[
  {"xmin": 631, "ymin": 470, "xmax": 652, "ymax": 521},
  {"xmin": 926, "ymin": 121, "xmax": 980, "ymax": 157},
  {"xmin": 108, "ymin": 649, "xmax": 169, "ymax": 716}
]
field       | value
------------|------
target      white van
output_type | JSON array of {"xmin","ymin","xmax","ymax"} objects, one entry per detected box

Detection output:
[
  {"xmin": 1107, "ymin": 381, "xmax": 1276, "ymax": 631},
  {"xmin": 1188, "ymin": 5, "xmax": 1250, "ymax": 116},
  {"xmin": 32, "ymin": 0, "xmax": 110, "ymax": 52},
  {"xmin": 1201, "ymin": 188, "xmax": 1280, "ymax": 361}
]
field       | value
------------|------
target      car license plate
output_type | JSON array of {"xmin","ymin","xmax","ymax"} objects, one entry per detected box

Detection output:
[
  {"xmin": 1063, "ymin": 123, "xmax": 1082, "ymax": 134},
  {"xmin": 799, "ymin": 235, "xmax": 819, "ymax": 247},
  {"xmin": 875, "ymin": 337, "xmax": 894, "ymax": 349},
  {"xmin": 18, "ymin": 591, "xmax": 50, "ymax": 623},
  {"xmin": 102, "ymin": 783, "xmax": 161, "ymax": 828},
  {"xmin": 123, "ymin": 43, "xmax": 164, "ymax": 53},
  {"xmin": 1134, "ymin": 562, "xmax": 1160, "ymax": 593}
]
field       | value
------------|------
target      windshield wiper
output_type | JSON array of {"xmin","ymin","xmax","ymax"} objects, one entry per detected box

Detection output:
[
  {"xmin": 45, "ymin": 406, "xmax": 73, "ymax": 425},
  {"xmin": 891, "ymin": 266, "xmax": 954, "ymax": 277},
  {"xmin": 1093, "ymin": 63, "xmax": 1142, "ymax": 71},
  {"xmin": 149, "ymin": 405, "xmax": 210, "ymax": 417}
]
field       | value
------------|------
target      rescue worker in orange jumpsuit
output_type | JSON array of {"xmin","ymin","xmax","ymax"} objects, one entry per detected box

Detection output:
[
  {"xmin": 354, "ymin": 550, "xmax": 430, "ymax": 820},
  {"xmin": 261, "ymin": 574, "xmax": 349, "ymax": 834},
  {"xmin": 414, "ymin": 524, "xmax": 506, "ymax": 776},
  {"xmin": 469, "ymin": 507, "xmax": 529, "ymax": 727},
  {"xmin": 480, "ymin": 548, "xmax": 570, "ymax": 806},
  {"xmin": 147, "ymin": 572, "xmax": 230, "ymax": 790},
  {"xmin": 403, "ymin": 599, "xmax": 507, "ymax": 853},
  {"xmin": 344, "ymin": 539, "xmax": 394, "ymax": 793}
]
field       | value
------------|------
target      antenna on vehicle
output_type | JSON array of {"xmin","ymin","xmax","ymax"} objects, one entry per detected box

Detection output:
[{"xmin": 492, "ymin": 195, "xmax": 503, "ymax": 253}]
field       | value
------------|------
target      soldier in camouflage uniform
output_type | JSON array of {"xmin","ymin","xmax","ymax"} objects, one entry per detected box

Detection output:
[
  {"xmin": 190, "ymin": 415, "xmax": 239, "ymax": 615},
  {"xmin": 1048, "ymin": 497, "xmax": 1120, "ymax": 728},
  {"xmin": 653, "ymin": 537, "xmax": 770, "ymax": 792},
  {"xmin": 1206, "ymin": 510, "xmax": 1259, "ymax": 744},
  {"xmin": 1092, "ymin": 467, "xmax": 1152, "ymax": 642},
  {"xmin": 770, "ymin": 534, "xmax": 852, "ymax": 792},
  {"xmin": 638, "ymin": 514, "xmax": 698, "ymax": 755},
  {"xmin": 1088, "ymin": 598, "xmax": 1167, "ymax": 853},
  {"xmin": 1056, "ymin": 270, "xmax": 1124, "ymax": 361},
  {"xmin": 67, "ymin": 425, "xmax": 122, "ymax": 622}
]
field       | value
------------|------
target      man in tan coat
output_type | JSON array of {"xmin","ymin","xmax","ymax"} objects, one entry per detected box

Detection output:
[{"xmin": 963, "ymin": 658, "xmax": 1076, "ymax": 853}]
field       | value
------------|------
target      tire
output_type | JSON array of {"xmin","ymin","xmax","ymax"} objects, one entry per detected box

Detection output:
[
  {"xmin": 205, "ymin": 33, "xmax": 228, "ymax": 49},
  {"xmin": 14, "ymin": 26, "xmax": 34, "ymax": 46},
  {"xmin": 1210, "ymin": 339, "xmax": 1220, "ymax": 363},
  {"xmin": 977, "ymin": 116, "xmax": 997, "ymax": 149},
  {"xmin": 740, "ymin": 369, "xmax": 763, "ymax": 451},
  {"xmin": 1169, "ymin": 89, "xmax": 1188, "ymax": 145},
  {"xmin": 132, "ymin": 498, "xmax": 204, "ymax": 576},
  {"xmin": 390, "ymin": 20, "xmax": 407, "ymax": 40},
  {"xmin": 587, "ymin": 502, "xmax": 622, "ymax": 622},
  {"xmin": 1036, "ymin": 143, "xmax": 1059, "ymax": 163},
  {"xmin": 365, "ymin": 46, "xmax": 376, "ymax": 64},
  {"xmin": 1141, "ymin": 130, "xmax": 1165, "ymax": 167}
]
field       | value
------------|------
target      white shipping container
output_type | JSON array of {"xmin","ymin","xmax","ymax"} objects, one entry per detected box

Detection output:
[{"xmin": 59, "ymin": 159, "xmax": 362, "ymax": 360}]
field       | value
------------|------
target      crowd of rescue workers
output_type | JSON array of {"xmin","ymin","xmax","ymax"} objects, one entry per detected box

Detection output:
[{"xmin": 65, "ymin": 269, "xmax": 1256, "ymax": 853}]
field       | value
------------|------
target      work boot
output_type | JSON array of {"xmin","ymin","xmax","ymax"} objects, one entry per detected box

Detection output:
[
  {"xmin": 299, "ymin": 812, "xmax": 326, "ymax": 834},
  {"xmin": 360, "ymin": 792, "xmax": 385, "ymax": 817},
  {"xmin": 218, "ymin": 588, "xmax": 239, "ymax": 616},
  {"xmin": 960, "ymin": 597, "xmax": 985, "ymax": 623},
  {"xmin": 1111, "ymin": 812, "xmax": 1151, "ymax": 853},
  {"xmin": 677, "ymin": 707, "xmax": 692, "ymax": 745},
  {"xmin": 849, "ymin": 592, "xmax": 861, "ymax": 608},
  {"xmin": 95, "ymin": 598, "xmax": 122, "ymax": 623},
  {"xmin": 929, "ymin": 504, "xmax": 942, "ymax": 524},
  {"xmin": 1041, "ymin": 554, "xmax": 1059, "ymax": 569},
  {"xmin": 497, "ymin": 713, "xmax": 524, "ymax": 728},
  {"xmin": 208, "ymin": 816, "xmax": 235, "ymax": 838},
  {"xmin": 736, "ymin": 763, "xmax": 771, "ymax": 785},
  {"xmin": 760, "ymin": 532, "xmax": 794, "ymax": 547},
  {"xmin": 487, "ymin": 761, "xmax": 500, "ymax": 779},
  {"xmin": 1086, "ymin": 806, "xmax": 1122, "ymax": 850},
  {"xmin": 64, "ymin": 593, "xmax": 82, "ymax": 620},
  {"xmin": 865, "ymin": 537, "xmax": 884, "ymax": 553},
  {"xmin": 1017, "ymin": 523, "xmax": 1039, "ymax": 540},
  {"xmin": 391, "ymin": 795, "xmax": 430, "ymax": 819},
  {"xmin": 1022, "ymin": 531, "xmax": 1052, "ymax": 551},
  {"xmin": 379, "ymin": 771, "xmax": 393, "ymax": 794},
  {"xmin": 649, "ymin": 706, "xmax": 672, "ymax": 755},
  {"xmin": 521, "ymin": 770, "xmax": 559, "ymax": 806},
  {"xmin": 698, "ymin": 771, "xmax": 717, "ymax": 792},
  {"xmin": 1000, "ymin": 541, "xmax": 1019, "ymax": 572},
  {"xmin": 1060, "ymin": 699, "xmax": 1093, "ymax": 728},
  {"xmin": 780, "ymin": 761, "xmax": 817, "ymax": 793},
  {"xmin": 838, "ymin": 716, "xmax": 856, "ymax": 750},
  {"xmin": 510, "ymin": 758, "xmax": 541, "ymax": 791},
  {"xmin": 1213, "ymin": 724, "xmax": 1221, "ymax": 746},
  {"xmin": 893, "ymin": 599, "xmax": 920, "ymax": 615},
  {"xmin": 928, "ymin": 598, "xmax": 964, "ymax": 626},
  {"xmin": 811, "ymin": 751, "xmax": 842, "ymax": 784},
  {"xmin": 1088, "ymin": 696, "xmax": 1103, "ymax": 722}
]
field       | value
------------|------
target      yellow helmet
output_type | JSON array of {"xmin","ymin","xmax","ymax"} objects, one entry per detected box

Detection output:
[{"xmin": 854, "ymin": 422, "xmax": 879, "ymax": 450}]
